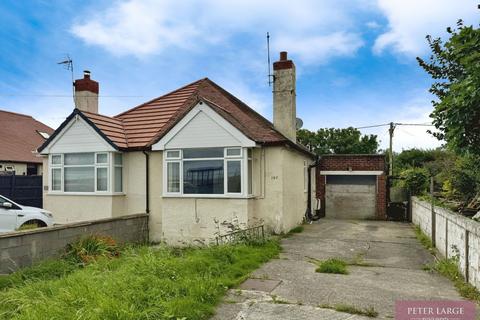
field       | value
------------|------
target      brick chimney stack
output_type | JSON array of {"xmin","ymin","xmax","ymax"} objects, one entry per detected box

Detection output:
[
  {"xmin": 273, "ymin": 51, "xmax": 296, "ymax": 142},
  {"xmin": 74, "ymin": 70, "xmax": 99, "ymax": 113}
]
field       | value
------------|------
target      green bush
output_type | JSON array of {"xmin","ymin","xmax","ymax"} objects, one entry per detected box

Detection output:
[{"xmin": 399, "ymin": 167, "xmax": 429, "ymax": 195}]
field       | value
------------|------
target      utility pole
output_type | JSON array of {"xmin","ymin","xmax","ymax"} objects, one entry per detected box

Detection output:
[{"xmin": 388, "ymin": 122, "xmax": 396, "ymax": 176}]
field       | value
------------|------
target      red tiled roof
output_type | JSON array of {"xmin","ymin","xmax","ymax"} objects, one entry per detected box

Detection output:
[
  {"xmin": 0, "ymin": 110, "xmax": 54, "ymax": 163},
  {"xmin": 81, "ymin": 111, "xmax": 128, "ymax": 149},
  {"xmin": 114, "ymin": 78, "xmax": 202, "ymax": 148},
  {"xmin": 69, "ymin": 78, "xmax": 311, "ymax": 156}
]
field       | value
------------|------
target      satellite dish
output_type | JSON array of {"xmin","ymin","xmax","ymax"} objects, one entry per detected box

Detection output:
[{"xmin": 296, "ymin": 118, "xmax": 303, "ymax": 130}]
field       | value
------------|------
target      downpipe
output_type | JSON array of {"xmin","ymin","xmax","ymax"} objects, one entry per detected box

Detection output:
[
  {"xmin": 143, "ymin": 151, "xmax": 150, "ymax": 214},
  {"xmin": 305, "ymin": 156, "xmax": 322, "ymax": 222}
]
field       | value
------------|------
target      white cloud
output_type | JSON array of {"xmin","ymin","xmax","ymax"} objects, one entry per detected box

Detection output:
[
  {"xmin": 374, "ymin": 0, "xmax": 478, "ymax": 55},
  {"xmin": 71, "ymin": 0, "xmax": 367, "ymax": 65},
  {"xmin": 273, "ymin": 32, "xmax": 364, "ymax": 65}
]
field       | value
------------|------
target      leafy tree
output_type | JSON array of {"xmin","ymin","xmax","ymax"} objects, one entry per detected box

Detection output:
[
  {"xmin": 394, "ymin": 149, "xmax": 436, "ymax": 171},
  {"xmin": 297, "ymin": 127, "xmax": 379, "ymax": 155},
  {"xmin": 448, "ymin": 154, "xmax": 480, "ymax": 202},
  {"xmin": 417, "ymin": 20, "xmax": 480, "ymax": 155}
]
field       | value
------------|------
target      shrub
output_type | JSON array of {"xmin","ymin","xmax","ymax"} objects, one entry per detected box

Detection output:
[
  {"xmin": 399, "ymin": 167, "xmax": 429, "ymax": 195},
  {"xmin": 64, "ymin": 235, "xmax": 119, "ymax": 265}
]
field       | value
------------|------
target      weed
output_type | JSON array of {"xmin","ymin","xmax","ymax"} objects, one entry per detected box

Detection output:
[
  {"xmin": 271, "ymin": 295, "xmax": 290, "ymax": 304},
  {"xmin": 315, "ymin": 258, "xmax": 348, "ymax": 274},
  {"xmin": 320, "ymin": 303, "xmax": 378, "ymax": 318},
  {"xmin": 434, "ymin": 257, "xmax": 480, "ymax": 302},
  {"xmin": 413, "ymin": 226, "xmax": 435, "ymax": 252},
  {"xmin": 64, "ymin": 235, "xmax": 120, "ymax": 265},
  {"xmin": 414, "ymin": 226, "xmax": 480, "ymax": 302},
  {"xmin": 288, "ymin": 226, "xmax": 304, "ymax": 234}
]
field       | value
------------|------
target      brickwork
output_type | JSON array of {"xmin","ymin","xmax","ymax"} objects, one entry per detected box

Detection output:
[
  {"xmin": 315, "ymin": 155, "xmax": 387, "ymax": 219},
  {"xmin": 0, "ymin": 213, "xmax": 148, "ymax": 274}
]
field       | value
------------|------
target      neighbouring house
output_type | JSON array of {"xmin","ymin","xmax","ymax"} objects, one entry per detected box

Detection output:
[
  {"xmin": 316, "ymin": 154, "xmax": 387, "ymax": 220},
  {"xmin": 0, "ymin": 110, "xmax": 53, "ymax": 176},
  {"xmin": 38, "ymin": 53, "xmax": 316, "ymax": 244}
]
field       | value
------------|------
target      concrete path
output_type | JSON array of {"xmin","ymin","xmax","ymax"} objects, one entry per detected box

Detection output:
[{"xmin": 212, "ymin": 219, "xmax": 464, "ymax": 319}]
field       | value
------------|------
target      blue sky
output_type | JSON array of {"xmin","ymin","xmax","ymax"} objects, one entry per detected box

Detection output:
[{"xmin": 0, "ymin": 0, "xmax": 478, "ymax": 151}]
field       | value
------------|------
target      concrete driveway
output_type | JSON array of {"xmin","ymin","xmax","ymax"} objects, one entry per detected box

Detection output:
[{"xmin": 213, "ymin": 219, "xmax": 464, "ymax": 319}]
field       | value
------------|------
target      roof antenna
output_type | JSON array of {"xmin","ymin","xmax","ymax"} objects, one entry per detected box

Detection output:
[
  {"xmin": 267, "ymin": 32, "xmax": 274, "ymax": 86},
  {"xmin": 57, "ymin": 54, "xmax": 75, "ymax": 108}
]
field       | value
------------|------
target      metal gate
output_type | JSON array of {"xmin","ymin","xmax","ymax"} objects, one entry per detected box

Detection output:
[
  {"xmin": 386, "ymin": 176, "xmax": 410, "ymax": 221},
  {"xmin": 0, "ymin": 174, "xmax": 43, "ymax": 208}
]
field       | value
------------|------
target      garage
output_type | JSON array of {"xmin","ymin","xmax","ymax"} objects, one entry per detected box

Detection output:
[
  {"xmin": 316, "ymin": 154, "xmax": 387, "ymax": 220},
  {"xmin": 325, "ymin": 175, "xmax": 377, "ymax": 219}
]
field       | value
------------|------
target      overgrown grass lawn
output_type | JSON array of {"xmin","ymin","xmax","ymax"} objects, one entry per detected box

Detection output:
[{"xmin": 0, "ymin": 241, "xmax": 280, "ymax": 320}]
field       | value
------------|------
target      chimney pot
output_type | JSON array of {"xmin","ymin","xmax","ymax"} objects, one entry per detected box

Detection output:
[
  {"xmin": 280, "ymin": 51, "xmax": 288, "ymax": 61},
  {"xmin": 74, "ymin": 70, "xmax": 99, "ymax": 113}
]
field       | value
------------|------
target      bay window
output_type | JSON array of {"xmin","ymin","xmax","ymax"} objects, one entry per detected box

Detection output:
[
  {"xmin": 164, "ymin": 147, "xmax": 252, "ymax": 197},
  {"xmin": 50, "ymin": 152, "xmax": 123, "ymax": 194}
]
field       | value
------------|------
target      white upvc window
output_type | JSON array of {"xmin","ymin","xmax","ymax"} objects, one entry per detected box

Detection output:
[
  {"xmin": 164, "ymin": 147, "xmax": 252, "ymax": 197},
  {"xmin": 49, "ymin": 152, "xmax": 123, "ymax": 194}
]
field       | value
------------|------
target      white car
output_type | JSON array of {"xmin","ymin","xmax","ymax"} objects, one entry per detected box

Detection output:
[{"xmin": 0, "ymin": 195, "xmax": 54, "ymax": 233}]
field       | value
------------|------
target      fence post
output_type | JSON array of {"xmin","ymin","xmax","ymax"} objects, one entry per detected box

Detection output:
[
  {"xmin": 465, "ymin": 229, "xmax": 470, "ymax": 283},
  {"xmin": 10, "ymin": 174, "xmax": 16, "ymax": 199},
  {"xmin": 430, "ymin": 176, "xmax": 436, "ymax": 247},
  {"xmin": 445, "ymin": 220, "xmax": 448, "ymax": 259}
]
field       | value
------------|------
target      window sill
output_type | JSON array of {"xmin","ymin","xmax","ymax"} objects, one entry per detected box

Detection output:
[
  {"xmin": 47, "ymin": 192, "xmax": 126, "ymax": 196},
  {"xmin": 162, "ymin": 194, "xmax": 255, "ymax": 199}
]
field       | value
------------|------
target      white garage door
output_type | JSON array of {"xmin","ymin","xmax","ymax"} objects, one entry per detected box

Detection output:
[{"xmin": 325, "ymin": 175, "xmax": 377, "ymax": 219}]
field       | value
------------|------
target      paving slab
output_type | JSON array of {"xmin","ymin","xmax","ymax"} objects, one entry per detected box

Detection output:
[
  {"xmin": 212, "ymin": 219, "xmax": 469, "ymax": 320},
  {"xmin": 239, "ymin": 278, "xmax": 282, "ymax": 292}
]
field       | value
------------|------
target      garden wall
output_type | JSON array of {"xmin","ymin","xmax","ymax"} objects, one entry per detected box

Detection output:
[
  {"xmin": 412, "ymin": 197, "xmax": 480, "ymax": 290},
  {"xmin": 0, "ymin": 213, "xmax": 149, "ymax": 274}
]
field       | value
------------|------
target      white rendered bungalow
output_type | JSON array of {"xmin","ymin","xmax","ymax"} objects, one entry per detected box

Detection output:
[{"xmin": 38, "ymin": 52, "xmax": 315, "ymax": 244}]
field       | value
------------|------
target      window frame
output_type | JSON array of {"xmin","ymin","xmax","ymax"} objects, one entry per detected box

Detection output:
[
  {"xmin": 113, "ymin": 153, "xmax": 123, "ymax": 193},
  {"xmin": 163, "ymin": 147, "xmax": 252, "ymax": 198},
  {"xmin": 49, "ymin": 152, "xmax": 123, "ymax": 195}
]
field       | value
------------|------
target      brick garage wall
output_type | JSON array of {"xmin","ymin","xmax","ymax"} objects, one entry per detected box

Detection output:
[
  {"xmin": 316, "ymin": 155, "xmax": 387, "ymax": 219},
  {"xmin": 0, "ymin": 213, "xmax": 148, "ymax": 274},
  {"xmin": 412, "ymin": 197, "xmax": 480, "ymax": 291}
]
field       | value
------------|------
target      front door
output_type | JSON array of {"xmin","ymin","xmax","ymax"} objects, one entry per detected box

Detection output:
[{"xmin": 0, "ymin": 197, "xmax": 18, "ymax": 232}]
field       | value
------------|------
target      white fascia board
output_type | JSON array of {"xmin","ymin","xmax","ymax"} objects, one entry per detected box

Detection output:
[
  {"xmin": 41, "ymin": 114, "xmax": 115, "ymax": 154},
  {"xmin": 320, "ymin": 170, "xmax": 384, "ymax": 176},
  {"xmin": 152, "ymin": 102, "xmax": 256, "ymax": 150}
]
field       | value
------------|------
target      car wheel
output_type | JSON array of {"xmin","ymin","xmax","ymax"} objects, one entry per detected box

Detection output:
[{"xmin": 19, "ymin": 220, "xmax": 47, "ymax": 230}]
